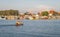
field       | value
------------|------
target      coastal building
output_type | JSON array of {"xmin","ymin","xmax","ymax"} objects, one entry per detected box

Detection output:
[
  {"xmin": 56, "ymin": 16, "xmax": 60, "ymax": 19},
  {"xmin": 48, "ymin": 10, "xmax": 55, "ymax": 16},
  {"xmin": 19, "ymin": 13, "xmax": 25, "ymax": 20},
  {"xmin": 6, "ymin": 15, "xmax": 14, "ymax": 20},
  {"xmin": 40, "ymin": 16, "xmax": 48, "ymax": 19},
  {"xmin": 35, "ymin": 14, "xmax": 40, "ymax": 20}
]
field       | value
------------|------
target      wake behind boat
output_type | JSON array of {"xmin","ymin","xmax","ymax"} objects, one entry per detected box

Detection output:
[{"xmin": 0, "ymin": 20, "xmax": 23, "ymax": 26}]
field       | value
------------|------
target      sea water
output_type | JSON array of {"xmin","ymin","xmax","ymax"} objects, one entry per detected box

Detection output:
[{"xmin": 0, "ymin": 20, "xmax": 60, "ymax": 37}]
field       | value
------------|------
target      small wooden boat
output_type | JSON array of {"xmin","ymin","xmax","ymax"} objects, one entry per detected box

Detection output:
[{"xmin": 16, "ymin": 21, "xmax": 23, "ymax": 26}]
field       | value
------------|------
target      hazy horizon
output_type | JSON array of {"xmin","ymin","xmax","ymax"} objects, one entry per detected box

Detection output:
[{"xmin": 0, "ymin": 0, "xmax": 60, "ymax": 12}]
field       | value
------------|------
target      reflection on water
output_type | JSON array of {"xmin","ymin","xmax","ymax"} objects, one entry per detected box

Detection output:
[{"xmin": 0, "ymin": 20, "xmax": 60, "ymax": 37}]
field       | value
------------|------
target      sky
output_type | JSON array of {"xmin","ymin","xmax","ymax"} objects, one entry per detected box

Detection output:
[{"xmin": 0, "ymin": 0, "xmax": 60, "ymax": 12}]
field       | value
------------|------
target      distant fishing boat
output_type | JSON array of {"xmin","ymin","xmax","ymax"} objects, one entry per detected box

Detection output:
[{"xmin": 16, "ymin": 21, "xmax": 23, "ymax": 26}]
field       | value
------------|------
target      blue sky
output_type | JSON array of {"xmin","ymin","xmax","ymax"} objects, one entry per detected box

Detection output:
[{"xmin": 0, "ymin": 0, "xmax": 60, "ymax": 12}]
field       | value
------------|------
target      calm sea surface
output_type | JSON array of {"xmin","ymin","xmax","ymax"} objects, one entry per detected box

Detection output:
[{"xmin": 0, "ymin": 20, "xmax": 60, "ymax": 37}]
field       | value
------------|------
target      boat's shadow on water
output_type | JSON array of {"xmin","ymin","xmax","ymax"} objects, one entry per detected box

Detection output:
[{"xmin": 0, "ymin": 24, "xmax": 23, "ymax": 28}]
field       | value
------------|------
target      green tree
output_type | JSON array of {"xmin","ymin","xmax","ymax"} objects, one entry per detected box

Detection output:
[
  {"xmin": 0, "ymin": 10, "xmax": 19, "ymax": 16},
  {"xmin": 41, "ymin": 11, "xmax": 48, "ymax": 16},
  {"xmin": 9, "ymin": 10, "xmax": 19, "ymax": 16}
]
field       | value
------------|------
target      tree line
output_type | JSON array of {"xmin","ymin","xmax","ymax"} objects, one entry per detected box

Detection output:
[{"xmin": 0, "ymin": 9, "xmax": 19, "ymax": 16}]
